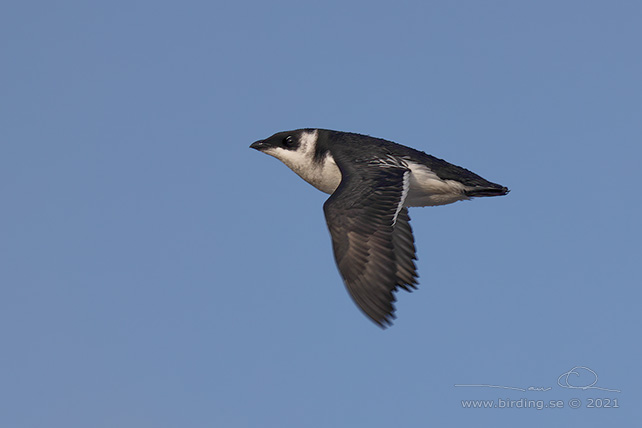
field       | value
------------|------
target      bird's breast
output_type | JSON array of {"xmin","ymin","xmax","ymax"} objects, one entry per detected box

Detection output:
[{"xmin": 292, "ymin": 153, "xmax": 342, "ymax": 195}]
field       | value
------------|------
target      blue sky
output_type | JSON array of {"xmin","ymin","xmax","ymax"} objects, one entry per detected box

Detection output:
[{"xmin": 2, "ymin": 1, "xmax": 640, "ymax": 427}]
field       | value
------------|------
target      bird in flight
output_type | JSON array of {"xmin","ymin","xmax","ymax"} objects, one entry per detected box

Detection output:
[{"xmin": 250, "ymin": 129, "xmax": 509, "ymax": 327}]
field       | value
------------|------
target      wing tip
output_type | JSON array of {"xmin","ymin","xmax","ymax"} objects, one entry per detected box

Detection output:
[{"xmin": 372, "ymin": 312, "xmax": 396, "ymax": 329}]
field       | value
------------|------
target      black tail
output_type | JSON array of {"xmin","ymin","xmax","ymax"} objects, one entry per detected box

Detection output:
[{"xmin": 465, "ymin": 186, "xmax": 510, "ymax": 197}]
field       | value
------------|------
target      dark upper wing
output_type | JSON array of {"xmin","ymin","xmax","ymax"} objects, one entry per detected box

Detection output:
[{"xmin": 323, "ymin": 155, "xmax": 418, "ymax": 327}]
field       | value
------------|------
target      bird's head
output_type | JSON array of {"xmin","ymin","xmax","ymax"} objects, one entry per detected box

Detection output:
[{"xmin": 250, "ymin": 129, "xmax": 320, "ymax": 171}]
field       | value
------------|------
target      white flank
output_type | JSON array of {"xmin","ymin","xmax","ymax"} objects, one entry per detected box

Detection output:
[{"xmin": 404, "ymin": 160, "xmax": 468, "ymax": 207}]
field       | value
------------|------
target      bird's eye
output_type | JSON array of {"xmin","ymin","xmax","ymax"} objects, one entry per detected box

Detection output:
[{"xmin": 283, "ymin": 135, "xmax": 293, "ymax": 147}]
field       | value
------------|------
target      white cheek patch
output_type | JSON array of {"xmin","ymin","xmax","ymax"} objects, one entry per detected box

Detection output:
[
  {"xmin": 263, "ymin": 130, "xmax": 341, "ymax": 194},
  {"xmin": 298, "ymin": 129, "xmax": 318, "ymax": 154},
  {"xmin": 266, "ymin": 129, "xmax": 318, "ymax": 171}
]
